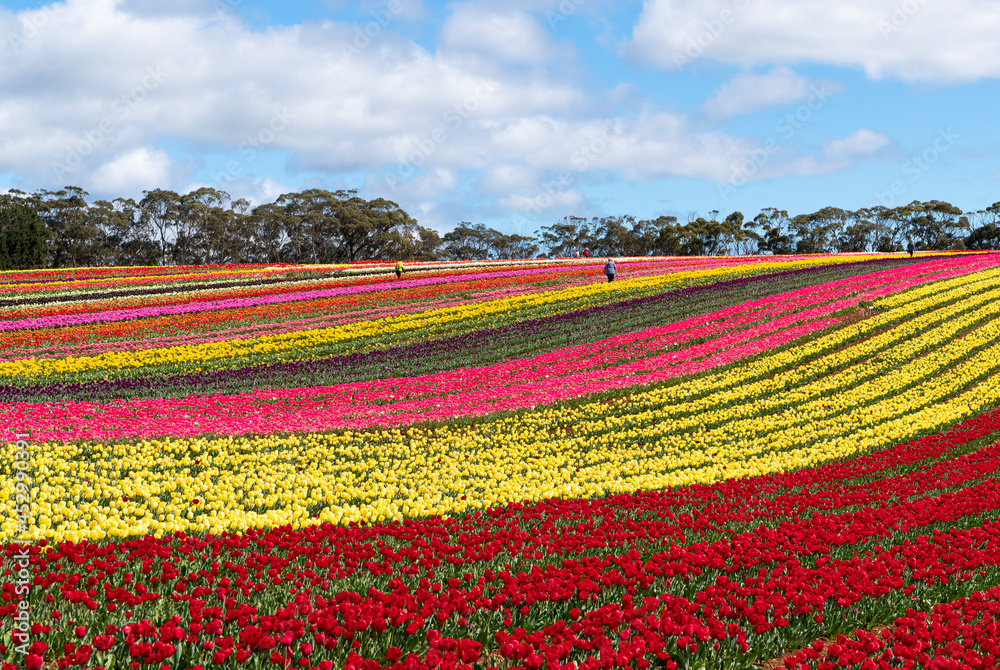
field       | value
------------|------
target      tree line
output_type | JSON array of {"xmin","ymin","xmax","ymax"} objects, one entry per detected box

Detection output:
[
  {"xmin": 0, "ymin": 187, "xmax": 441, "ymax": 269},
  {"xmin": 1, "ymin": 186, "xmax": 999, "ymax": 270}
]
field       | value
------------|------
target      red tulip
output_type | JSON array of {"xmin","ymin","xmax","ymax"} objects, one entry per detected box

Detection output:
[{"xmin": 93, "ymin": 635, "xmax": 114, "ymax": 652}]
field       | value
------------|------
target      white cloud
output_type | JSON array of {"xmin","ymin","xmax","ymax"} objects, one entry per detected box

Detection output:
[
  {"xmin": 382, "ymin": 167, "xmax": 459, "ymax": 202},
  {"xmin": 500, "ymin": 188, "xmax": 585, "ymax": 213},
  {"xmin": 89, "ymin": 147, "xmax": 172, "ymax": 193},
  {"xmin": 627, "ymin": 0, "xmax": 1000, "ymax": 83},
  {"xmin": 250, "ymin": 176, "xmax": 291, "ymax": 203},
  {"xmin": 378, "ymin": 107, "xmax": 889, "ymax": 200},
  {"xmin": 716, "ymin": 128, "xmax": 894, "ymax": 186},
  {"xmin": 472, "ymin": 113, "xmax": 764, "ymax": 182},
  {"xmin": 182, "ymin": 175, "xmax": 294, "ymax": 206},
  {"xmin": 0, "ymin": 0, "xmax": 583, "ymax": 194},
  {"xmin": 704, "ymin": 67, "xmax": 844, "ymax": 118},
  {"xmin": 478, "ymin": 164, "xmax": 544, "ymax": 194},
  {"xmin": 823, "ymin": 128, "xmax": 892, "ymax": 159},
  {"xmin": 0, "ymin": 0, "xmax": 902, "ymax": 225},
  {"xmin": 439, "ymin": 5, "xmax": 563, "ymax": 64}
]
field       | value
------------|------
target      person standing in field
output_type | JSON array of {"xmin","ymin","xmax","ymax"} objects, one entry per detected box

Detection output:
[
  {"xmin": 907, "ymin": 240, "xmax": 915, "ymax": 257},
  {"xmin": 604, "ymin": 257, "xmax": 616, "ymax": 282},
  {"xmin": 395, "ymin": 260, "xmax": 403, "ymax": 278},
  {"xmin": 583, "ymin": 248, "xmax": 590, "ymax": 258}
]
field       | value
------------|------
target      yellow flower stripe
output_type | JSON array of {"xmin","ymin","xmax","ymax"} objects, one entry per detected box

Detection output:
[
  {"xmin": 0, "ymin": 257, "xmax": 862, "ymax": 381},
  {"xmin": 4, "ymin": 260, "xmax": 999, "ymax": 542},
  {"xmin": 622, "ymin": 264, "xmax": 1000, "ymax": 417}
]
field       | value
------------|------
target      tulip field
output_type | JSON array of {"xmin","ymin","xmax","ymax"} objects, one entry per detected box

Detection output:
[{"xmin": 7, "ymin": 251, "xmax": 1000, "ymax": 669}]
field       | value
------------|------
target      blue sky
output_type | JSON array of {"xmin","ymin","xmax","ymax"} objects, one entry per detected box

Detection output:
[{"xmin": 1, "ymin": 0, "xmax": 998, "ymax": 236}]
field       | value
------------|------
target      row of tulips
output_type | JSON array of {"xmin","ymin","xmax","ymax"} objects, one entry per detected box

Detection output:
[
  {"xmin": 0, "ymin": 259, "xmax": 630, "ymax": 319},
  {"xmin": 6, "ymin": 258, "xmax": 692, "ymax": 354},
  {"xmin": 0, "ymin": 257, "xmax": 866, "ymax": 383},
  {"xmin": 0, "ymin": 263, "xmax": 298, "ymax": 288},
  {"xmin": 0, "ymin": 268, "xmax": 606, "ymax": 354},
  {"xmin": 2, "ymin": 255, "xmax": 939, "ymax": 401},
  {"xmin": 5, "ymin": 254, "xmax": 993, "ymax": 441},
  {"xmin": 0, "ymin": 254, "xmax": 834, "ymax": 294},
  {"xmin": 0, "ymin": 271, "xmax": 338, "ymax": 309},
  {"xmin": 0, "ymin": 263, "xmax": 621, "ymax": 329},
  {"xmin": 782, "ymin": 585, "xmax": 1000, "ymax": 668},
  {"xmin": 2, "ymin": 281, "xmax": 571, "ymax": 362},
  {"xmin": 4, "ymin": 252, "xmax": 999, "ymax": 669},
  {"xmin": 5, "ymin": 399, "xmax": 1000, "ymax": 669},
  {"xmin": 6, "ymin": 257, "xmax": 1000, "ymax": 540},
  {"xmin": 0, "ymin": 256, "xmax": 738, "ymax": 314}
]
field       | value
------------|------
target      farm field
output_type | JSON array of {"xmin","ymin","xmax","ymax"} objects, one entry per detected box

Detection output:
[{"xmin": 5, "ymin": 252, "xmax": 1000, "ymax": 669}]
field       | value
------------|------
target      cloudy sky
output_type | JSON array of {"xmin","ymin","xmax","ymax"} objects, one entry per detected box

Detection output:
[{"xmin": 1, "ymin": 0, "xmax": 998, "ymax": 236}]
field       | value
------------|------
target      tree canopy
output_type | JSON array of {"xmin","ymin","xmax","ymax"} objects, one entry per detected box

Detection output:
[
  {"xmin": 0, "ymin": 197, "xmax": 50, "ymax": 270},
  {"xmin": 3, "ymin": 187, "xmax": 999, "ymax": 268}
]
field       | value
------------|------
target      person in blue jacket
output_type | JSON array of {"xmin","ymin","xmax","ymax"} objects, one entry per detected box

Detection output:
[{"xmin": 604, "ymin": 257, "xmax": 616, "ymax": 282}]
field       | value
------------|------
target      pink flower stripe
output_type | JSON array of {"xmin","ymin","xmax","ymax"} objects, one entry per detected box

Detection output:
[
  {"xmin": 6, "ymin": 257, "xmax": 987, "ymax": 442},
  {"xmin": 2, "ymin": 270, "xmax": 619, "ymax": 360},
  {"xmin": 0, "ymin": 318, "xmax": 834, "ymax": 442},
  {"xmin": 0, "ymin": 267, "xmax": 295, "ymax": 295},
  {"xmin": 0, "ymin": 261, "xmax": 581, "ymax": 317},
  {"xmin": 0, "ymin": 255, "xmax": 789, "ymax": 357},
  {"xmin": 0, "ymin": 254, "xmax": 910, "ymax": 360},
  {"xmin": 455, "ymin": 254, "xmax": 1000, "ymax": 368},
  {"xmin": 0, "ymin": 256, "xmax": 832, "ymax": 321},
  {"xmin": 0, "ymin": 262, "xmax": 671, "ymax": 330}
]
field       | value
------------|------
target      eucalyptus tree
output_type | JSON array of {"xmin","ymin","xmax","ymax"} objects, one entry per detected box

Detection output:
[
  {"xmin": 750, "ymin": 208, "xmax": 793, "ymax": 255},
  {"xmin": 442, "ymin": 223, "xmax": 498, "ymax": 260},
  {"xmin": 854, "ymin": 205, "xmax": 899, "ymax": 251},
  {"xmin": 902, "ymin": 200, "xmax": 966, "ymax": 249},
  {"xmin": 787, "ymin": 207, "xmax": 842, "ymax": 254},
  {"xmin": 246, "ymin": 202, "xmax": 291, "ymax": 263},
  {"xmin": 23, "ymin": 187, "xmax": 100, "ymax": 267},
  {"xmin": 355, "ymin": 196, "xmax": 420, "ymax": 261},
  {"xmin": 0, "ymin": 199, "xmax": 50, "ymax": 270},
  {"xmin": 494, "ymin": 232, "xmax": 538, "ymax": 259},
  {"xmin": 413, "ymin": 226, "xmax": 444, "ymax": 260},
  {"xmin": 536, "ymin": 216, "xmax": 595, "ymax": 257},
  {"xmin": 181, "ymin": 187, "xmax": 243, "ymax": 265},
  {"xmin": 650, "ymin": 215, "xmax": 682, "ymax": 256},
  {"xmin": 89, "ymin": 198, "xmax": 158, "ymax": 266},
  {"xmin": 139, "ymin": 188, "xmax": 183, "ymax": 266}
]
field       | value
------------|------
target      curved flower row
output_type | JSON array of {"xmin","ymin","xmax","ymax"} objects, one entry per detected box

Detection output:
[
  {"xmin": 0, "ymin": 264, "xmax": 614, "ymax": 330},
  {"xmin": 5, "ymin": 401, "xmax": 1000, "ymax": 669},
  {"xmin": 4, "ymin": 252, "xmax": 1000, "ymax": 670},
  {"xmin": 4, "ymin": 256, "xmax": 926, "ymax": 358},
  {"xmin": 6, "ymin": 259, "xmax": 1000, "ymax": 541},
  {"xmin": 5, "ymin": 254, "xmax": 995, "ymax": 442},
  {"xmin": 0, "ymin": 259, "xmax": 615, "ymax": 319},
  {"xmin": 0, "ymin": 258, "xmax": 852, "ymax": 382},
  {"xmin": 0, "ymin": 262, "xmax": 296, "ymax": 288},
  {"xmin": 0, "ymin": 256, "xmax": 751, "ymax": 310},
  {"xmin": 0, "ymin": 268, "xmax": 604, "ymax": 354},
  {"xmin": 0, "ymin": 257, "xmax": 939, "ymax": 407}
]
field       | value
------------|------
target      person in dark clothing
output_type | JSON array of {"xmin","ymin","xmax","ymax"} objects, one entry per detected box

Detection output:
[
  {"xmin": 395, "ymin": 260, "xmax": 403, "ymax": 278},
  {"xmin": 907, "ymin": 240, "xmax": 915, "ymax": 257},
  {"xmin": 604, "ymin": 258, "xmax": 616, "ymax": 282}
]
